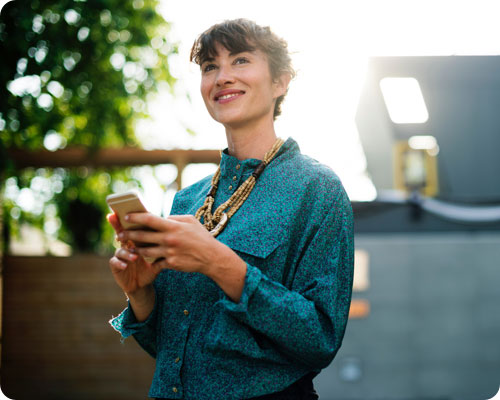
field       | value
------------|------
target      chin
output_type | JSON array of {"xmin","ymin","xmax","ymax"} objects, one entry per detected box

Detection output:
[{"xmin": 214, "ymin": 112, "xmax": 247, "ymax": 126}]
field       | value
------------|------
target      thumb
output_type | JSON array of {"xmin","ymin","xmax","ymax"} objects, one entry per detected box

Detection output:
[{"xmin": 107, "ymin": 213, "xmax": 123, "ymax": 233}]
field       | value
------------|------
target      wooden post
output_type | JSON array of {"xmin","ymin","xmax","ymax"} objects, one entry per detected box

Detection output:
[
  {"xmin": 0, "ymin": 188, "xmax": 3, "ymax": 368},
  {"xmin": 174, "ymin": 155, "xmax": 187, "ymax": 190}
]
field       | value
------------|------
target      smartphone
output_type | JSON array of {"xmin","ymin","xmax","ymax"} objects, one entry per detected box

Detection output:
[
  {"xmin": 106, "ymin": 191, "xmax": 156, "ymax": 262},
  {"xmin": 106, "ymin": 191, "xmax": 149, "ymax": 230}
]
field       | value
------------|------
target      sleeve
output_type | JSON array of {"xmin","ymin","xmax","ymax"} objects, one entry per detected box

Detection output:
[
  {"xmin": 217, "ymin": 191, "xmax": 354, "ymax": 369},
  {"xmin": 109, "ymin": 292, "xmax": 159, "ymax": 358}
]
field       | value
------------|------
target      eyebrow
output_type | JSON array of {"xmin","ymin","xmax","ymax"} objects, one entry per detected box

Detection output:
[{"xmin": 201, "ymin": 49, "xmax": 255, "ymax": 65}]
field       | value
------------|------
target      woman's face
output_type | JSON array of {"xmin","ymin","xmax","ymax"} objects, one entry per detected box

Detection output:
[{"xmin": 200, "ymin": 42, "xmax": 287, "ymax": 129}]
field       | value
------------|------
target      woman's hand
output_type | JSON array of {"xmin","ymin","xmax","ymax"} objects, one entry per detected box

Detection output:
[
  {"xmin": 117, "ymin": 213, "xmax": 218, "ymax": 274},
  {"xmin": 107, "ymin": 213, "xmax": 159, "ymax": 321},
  {"xmin": 109, "ymin": 245, "xmax": 161, "ymax": 295},
  {"xmin": 120, "ymin": 213, "xmax": 247, "ymax": 302},
  {"xmin": 107, "ymin": 213, "xmax": 161, "ymax": 292}
]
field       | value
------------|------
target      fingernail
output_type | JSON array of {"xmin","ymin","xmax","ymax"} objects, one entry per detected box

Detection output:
[
  {"xmin": 124, "ymin": 215, "xmax": 130, "ymax": 221},
  {"xmin": 120, "ymin": 262, "xmax": 127, "ymax": 268},
  {"xmin": 118, "ymin": 232, "xmax": 124, "ymax": 239}
]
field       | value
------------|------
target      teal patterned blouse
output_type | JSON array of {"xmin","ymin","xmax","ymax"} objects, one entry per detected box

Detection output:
[{"xmin": 110, "ymin": 137, "xmax": 354, "ymax": 400}]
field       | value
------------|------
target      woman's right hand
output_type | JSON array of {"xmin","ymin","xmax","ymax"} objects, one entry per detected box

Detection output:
[
  {"xmin": 107, "ymin": 213, "xmax": 160, "ymax": 295},
  {"xmin": 108, "ymin": 213, "xmax": 159, "ymax": 321},
  {"xmin": 109, "ymin": 245, "xmax": 160, "ymax": 295}
]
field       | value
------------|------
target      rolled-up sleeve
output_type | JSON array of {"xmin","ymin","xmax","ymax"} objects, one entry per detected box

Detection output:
[
  {"xmin": 218, "ymin": 192, "xmax": 354, "ymax": 369},
  {"xmin": 109, "ymin": 296, "xmax": 159, "ymax": 358}
]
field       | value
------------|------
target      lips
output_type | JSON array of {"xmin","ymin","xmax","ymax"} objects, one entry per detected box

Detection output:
[{"xmin": 214, "ymin": 89, "xmax": 245, "ymax": 102}]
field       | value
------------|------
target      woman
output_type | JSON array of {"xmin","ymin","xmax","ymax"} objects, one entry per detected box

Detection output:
[{"xmin": 109, "ymin": 18, "xmax": 354, "ymax": 400}]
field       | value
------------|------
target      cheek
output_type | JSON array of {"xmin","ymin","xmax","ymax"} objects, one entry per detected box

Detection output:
[
  {"xmin": 200, "ymin": 79, "xmax": 212, "ymax": 103},
  {"xmin": 249, "ymin": 70, "xmax": 276, "ymax": 99}
]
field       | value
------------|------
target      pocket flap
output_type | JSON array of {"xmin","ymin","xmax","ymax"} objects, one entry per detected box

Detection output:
[{"xmin": 223, "ymin": 234, "xmax": 282, "ymax": 259}]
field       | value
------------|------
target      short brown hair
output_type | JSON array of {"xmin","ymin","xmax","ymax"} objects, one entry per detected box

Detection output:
[{"xmin": 190, "ymin": 18, "xmax": 295, "ymax": 120}]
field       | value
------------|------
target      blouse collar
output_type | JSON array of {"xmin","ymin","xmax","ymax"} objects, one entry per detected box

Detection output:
[{"xmin": 219, "ymin": 137, "xmax": 299, "ymax": 177}]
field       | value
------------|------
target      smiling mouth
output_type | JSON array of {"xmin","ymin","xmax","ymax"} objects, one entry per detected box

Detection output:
[{"xmin": 215, "ymin": 91, "xmax": 245, "ymax": 101}]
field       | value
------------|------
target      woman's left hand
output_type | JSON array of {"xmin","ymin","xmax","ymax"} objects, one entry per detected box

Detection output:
[
  {"xmin": 118, "ymin": 213, "xmax": 220, "ymax": 274},
  {"xmin": 118, "ymin": 212, "xmax": 248, "ymax": 302},
  {"xmin": 118, "ymin": 213, "xmax": 247, "ymax": 302}
]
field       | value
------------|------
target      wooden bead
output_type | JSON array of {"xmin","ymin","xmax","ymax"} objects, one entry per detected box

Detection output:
[
  {"xmin": 207, "ymin": 185, "xmax": 217, "ymax": 198},
  {"xmin": 252, "ymin": 162, "xmax": 266, "ymax": 179}
]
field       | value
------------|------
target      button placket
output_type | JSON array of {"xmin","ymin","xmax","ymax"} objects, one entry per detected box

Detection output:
[
  {"xmin": 223, "ymin": 161, "xmax": 248, "ymax": 193},
  {"xmin": 229, "ymin": 163, "xmax": 241, "ymax": 191}
]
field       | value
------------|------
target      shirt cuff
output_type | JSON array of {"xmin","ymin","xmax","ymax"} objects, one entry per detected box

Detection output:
[
  {"xmin": 219, "ymin": 263, "xmax": 263, "ymax": 314},
  {"xmin": 109, "ymin": 300, "xmax": 157, "ymax": 339}
]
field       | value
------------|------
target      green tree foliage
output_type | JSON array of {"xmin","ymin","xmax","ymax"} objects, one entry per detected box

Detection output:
[{"xmin": 0, "ymin": 0, "xmax": 178, "ymax": 253}]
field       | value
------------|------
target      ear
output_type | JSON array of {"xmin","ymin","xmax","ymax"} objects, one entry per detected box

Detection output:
[{"xmin": 272, "ymin": 72, "xmax": 292, "ymax": 99}]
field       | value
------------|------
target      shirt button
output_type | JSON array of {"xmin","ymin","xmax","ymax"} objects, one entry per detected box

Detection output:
[
  {"xmin": 175, "ymin": 357, "xmax": 180, "ymax": 363},
  {"xmin": 236, "ymin": 164, "xmax": 241, "ymax": 170},
  {"xmin": 228, "ymin": 185, "xmax": 233, "ymax": 190},
  {"xmin": 172, "ymin": 386, "xmax": 178, "ymax": 393},
  {"xmin": 183, "ymin": 309, "xmax": 189, "ymax": 316},
  {"xmin": 232, "ymin": 175, "xmax": 237, "ymax": 181}
]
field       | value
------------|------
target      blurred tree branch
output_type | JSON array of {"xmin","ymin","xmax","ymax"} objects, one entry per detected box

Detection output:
[{"xmin": 0, "ymin": 0, "xmax": 179, "ymax": 253}]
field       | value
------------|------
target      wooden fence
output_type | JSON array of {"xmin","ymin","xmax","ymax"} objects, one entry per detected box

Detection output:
[{"xmin": 1, "ymin": 255, "xmax": 155, "ymax": 400}]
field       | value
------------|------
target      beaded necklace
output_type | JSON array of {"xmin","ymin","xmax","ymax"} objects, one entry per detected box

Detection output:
[{"xmin": 195, "ymin": 138, "xmax": 284, "ymax": 237}]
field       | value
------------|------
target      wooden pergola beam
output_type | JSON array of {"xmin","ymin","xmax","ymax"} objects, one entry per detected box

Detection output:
[{"xmin": 7, "ymin": 147, "xmax": 221, "ymax": 168}]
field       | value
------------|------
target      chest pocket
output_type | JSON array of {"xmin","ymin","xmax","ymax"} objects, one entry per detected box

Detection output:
[
  {"xmin": 225, "ymin": 235, "xmax": 281, "ymax": 262},
  {"xmin": 218, "ymin": 217, "xmax": 285, "ymax": 273}
]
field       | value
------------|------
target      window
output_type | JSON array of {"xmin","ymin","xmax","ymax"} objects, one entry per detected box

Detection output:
[{"xmin": 380, "ymin": 77, "xmax": 429, "ymax": 124}]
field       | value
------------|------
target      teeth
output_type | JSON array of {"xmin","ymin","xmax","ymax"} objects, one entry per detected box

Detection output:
[{"xmin": 218, "ymin": 93, "xmax": 240, "ymax": 100}]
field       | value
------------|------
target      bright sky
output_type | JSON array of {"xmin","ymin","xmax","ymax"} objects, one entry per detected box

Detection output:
[{"xmin": 134, "ymin": 0, "xmax": 500, "ymax": 205}]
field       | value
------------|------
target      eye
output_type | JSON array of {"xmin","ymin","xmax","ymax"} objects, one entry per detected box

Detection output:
[
  {"xmin": 202, "ymin": 63, "xmax": 217, "ymax": 73},
  {"xmin": 234, "ymin": 57, "xmax": 249, "ymax": 65}
]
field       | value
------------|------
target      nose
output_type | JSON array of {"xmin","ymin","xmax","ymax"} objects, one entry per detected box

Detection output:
[{"xmin": 215, "ymin": 64, "xmax": 235, "ymax": 86}]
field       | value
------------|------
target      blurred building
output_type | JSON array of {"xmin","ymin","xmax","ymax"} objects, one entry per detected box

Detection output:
[{"xmin": 314, "ymin": 56, "xmax": 500, "ymax": 400}]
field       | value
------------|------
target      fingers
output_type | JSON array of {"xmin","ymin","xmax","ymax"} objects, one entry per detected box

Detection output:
[
  {"xmin": 133, "ymin": 245, "xmax": 168, "ymax": 261},
  {"xmin": 115, "ymin": 247, "xmax": 139, "ymax": 263},
  {"xmin": 109, "ymin": 256, "xmax": 128, "ymax": 271},
  {"xmin": 122, "ymin": 213, "xmax": 198, "ymax": 239},
  {"xmin": 167, "ymin": 214, "xmax": 197, "ymax": 223},
  {"xmin": 124, "ymin": 212, "xmax": 171, "ymax": 232},
  {"xmin": 109, "ymin": 247, "xmax": 140, "ymax": 272},
  {"xmin": 118, "ymin": 229, "xmax": 164, "ymax": 246}
]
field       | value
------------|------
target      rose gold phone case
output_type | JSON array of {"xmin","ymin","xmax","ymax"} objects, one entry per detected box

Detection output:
[
  {"xmin": 106, "ymin": 191, "xmax": 148, "ymax": 230},
  {"xmin": 106, "ymin": 191, "xmax": 156, "ymax": 263}
]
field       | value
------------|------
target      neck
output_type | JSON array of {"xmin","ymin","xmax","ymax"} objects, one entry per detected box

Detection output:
[{"xmin": 224, "ymin": 118, "xmax": 278, "ymax": 160}]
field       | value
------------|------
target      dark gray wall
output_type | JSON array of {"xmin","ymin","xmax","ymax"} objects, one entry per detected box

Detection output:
[{"xmin": 314, "ymin": 232, "xmax": 500, "ymax": 400}]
